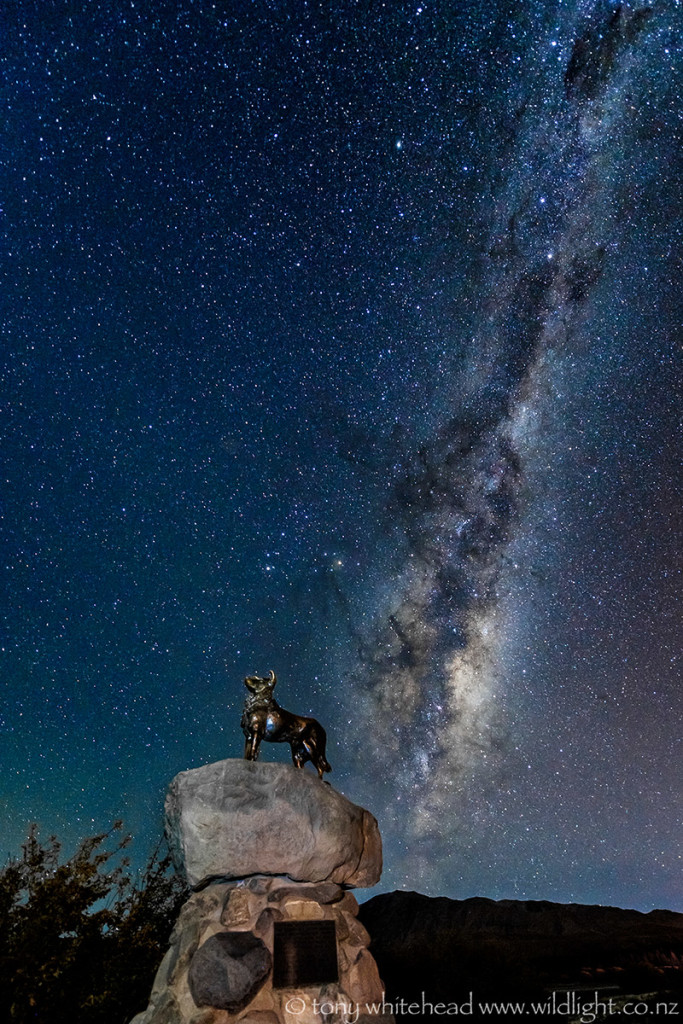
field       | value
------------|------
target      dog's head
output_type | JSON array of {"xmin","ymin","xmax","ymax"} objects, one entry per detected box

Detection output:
[{"xmin": 244, "ymin": 669, "xmax": 277, "ymax": 701}]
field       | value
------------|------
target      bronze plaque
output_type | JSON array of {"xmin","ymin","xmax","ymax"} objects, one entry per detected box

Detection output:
[{"xmin": 272, "ymin": 920, "xmax": 338, "ymax": 988}]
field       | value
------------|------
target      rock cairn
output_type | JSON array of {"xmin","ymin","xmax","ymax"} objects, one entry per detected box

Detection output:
[{"xmin": 131, "ymin": 760, "xmax": 389, "ymax": 1024}]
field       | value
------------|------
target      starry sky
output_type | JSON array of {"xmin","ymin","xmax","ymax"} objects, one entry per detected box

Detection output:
[{"xmin": 1, "ymin": 0, "xmax": 681, "ymax": 912}]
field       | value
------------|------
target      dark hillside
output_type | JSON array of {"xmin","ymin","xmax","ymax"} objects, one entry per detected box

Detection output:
[{"xmin": 359, "ymin": 892, "xmax": 683, "ymax": 1020}]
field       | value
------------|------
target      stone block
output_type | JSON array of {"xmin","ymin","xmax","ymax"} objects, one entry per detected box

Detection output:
[
  {"xmin": 165, "ymin": 760, "xmax": 381, "ymax": 889},
  {"xmin": 188, "ymin": 932, "xmax": 272, "ymax": 1014}
]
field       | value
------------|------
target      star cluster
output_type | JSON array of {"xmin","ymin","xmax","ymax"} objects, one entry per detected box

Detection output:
[{"xmin": 0, "ymin": 0, "xmax": 680, "ymax": 910}]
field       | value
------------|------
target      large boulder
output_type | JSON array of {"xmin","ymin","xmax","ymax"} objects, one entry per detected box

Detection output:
[
  {"xmin": 187, "ymin": 931, "xmax": 271, "ymax": 1013},
  {"xmin": 165, "ymin": 760, "xmax": 382, "ymax": 889}
]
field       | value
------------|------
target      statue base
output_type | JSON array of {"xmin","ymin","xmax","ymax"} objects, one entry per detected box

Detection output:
[
  {"xmin": 130, "ymin": 875, "xmax": 393, "ymax": 1024},
  {"xmin": 131, "ymin": 761, "xmax": 392, "ymax": 1024}
]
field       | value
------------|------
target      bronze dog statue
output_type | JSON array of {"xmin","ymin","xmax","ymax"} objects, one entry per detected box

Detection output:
[{"xmin": 241, "ymin": 670, "xmax": 331, "ymax": 780}]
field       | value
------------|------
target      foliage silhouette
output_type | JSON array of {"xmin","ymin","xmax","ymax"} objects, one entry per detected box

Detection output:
[{"xmin": 0, "ymin": 822, "xmax": 186, "ymax": 1024}]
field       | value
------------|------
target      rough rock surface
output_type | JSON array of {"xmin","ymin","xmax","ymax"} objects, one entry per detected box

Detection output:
[
  {"xmin": 130, "ymin": 876, "xmax": 387, "ymax": 1024},
  {"xmin": 165, "ymin": 760, "xmax": 382, "ymax": 889},
  {"xmin": 188, "ymin": 932, "xmax": 271, "ymax": 1013}
]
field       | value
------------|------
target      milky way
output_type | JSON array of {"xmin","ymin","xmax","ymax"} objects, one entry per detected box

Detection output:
[
  {"xmin": 0, "ymin": 1, "xmax": 680, "ymax": 910},
  {"xmin": 342, "ymin": 0, "xmax": 681, "ymax": 896}
]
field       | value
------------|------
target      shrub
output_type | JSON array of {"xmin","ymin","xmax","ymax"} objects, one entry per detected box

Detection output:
[{"xmin": 0, "ymin": 823, "xmax": 186, "ymax": 1024}]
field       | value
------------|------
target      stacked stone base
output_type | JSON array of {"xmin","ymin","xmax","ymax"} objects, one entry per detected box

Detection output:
[
  {"xmin": 132, "ymin": 761, "xmax": 391, "ymax": 1024},
  {"xmin": 132, "ymin": 876, "xmax": 386, "ymax": 1024}
]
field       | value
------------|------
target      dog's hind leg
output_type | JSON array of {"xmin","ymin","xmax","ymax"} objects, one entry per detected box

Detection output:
[
  {"xmin": 302, "ymin": 740, "xmax": 330, "ymax": 780},
  {"xmin": 290, "ymin": 743, "xmax": 306, "ymax": 769}
]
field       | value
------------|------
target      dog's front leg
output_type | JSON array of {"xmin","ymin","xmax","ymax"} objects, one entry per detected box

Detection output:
[{"xmin": 245, "ymin": 729, "xmax": 262, "ymax": 761}]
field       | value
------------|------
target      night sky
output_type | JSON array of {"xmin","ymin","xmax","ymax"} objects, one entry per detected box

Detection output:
[{"xmin": 1, "ymin": 0, "xmax": 681, "ymax": 913}]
